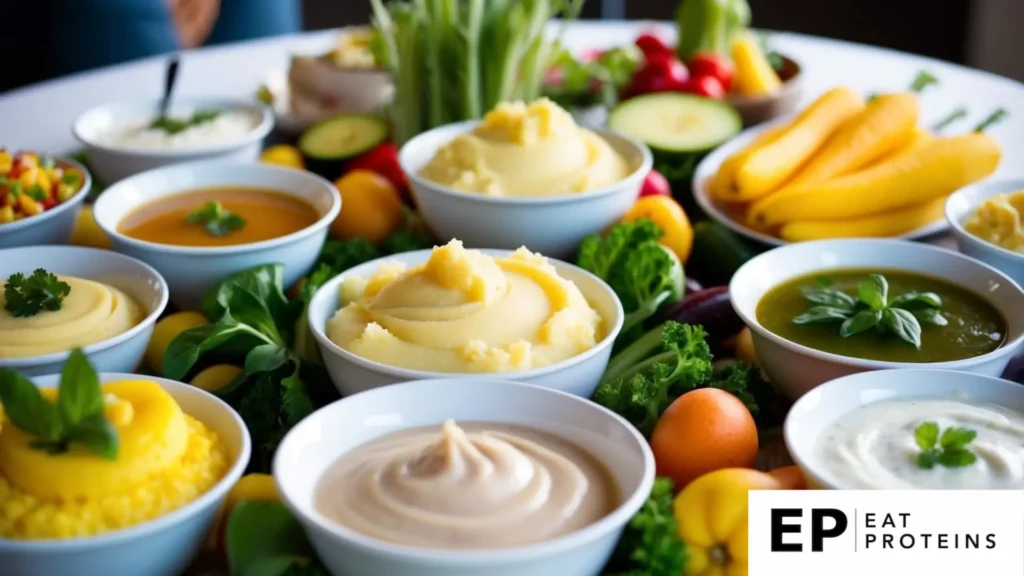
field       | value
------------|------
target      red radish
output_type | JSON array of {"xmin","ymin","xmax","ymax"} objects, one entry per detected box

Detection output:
[
  {"xmin": 345, "ymin": 143, "xmax": 410, "ymax": 202},
  {"xmin": 680, "ymin": 75, "xmax": 726, "ymax": 99},
  {"xmin": 626, "ymin": 56, "xmax": 689, "ymax": 97},
  {"xmin": 688, "ymin": 52, "xmax": 735, "ymax": 92},
  {"xmin": 640, "ymin": 169, "xmax": 672, "ymax": 198},
  {"xmin": 635, "ymin": 32, "xmax": 674, "ymax": 57}
]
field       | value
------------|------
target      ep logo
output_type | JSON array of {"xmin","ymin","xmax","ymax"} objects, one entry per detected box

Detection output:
[{"xmin": 771, "ymin": 508, "xmax": 848, "ymax": 552}]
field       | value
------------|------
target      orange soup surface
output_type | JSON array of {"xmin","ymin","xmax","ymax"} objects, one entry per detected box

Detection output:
[{"xmin": 118, "ymin": 187, "xmax": 320, "ymax": 247}]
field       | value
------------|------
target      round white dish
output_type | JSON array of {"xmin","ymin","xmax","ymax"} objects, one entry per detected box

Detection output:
[
  {"xmin": 398, "ymin": 119, "xmax": 652, "ymax": 259},
  {"xmin": 72, "ymin": 97, "xmax": 274, "ymax": 185},
  {"xmin": 0, "ymin": 156, "xmax": 92, "ymax": 249},
  {"xmin": 729, "ymin": 238, "xmax": 1024, "ymax": 400},
  {"xmin": 0, "ymin": 246, "xmax": 168, "ymax": 376},
  {"xmin": 92, "ymin": 160, "xmax": 340, "ymax": 309},
  {"xmin": 274, "ymin": 377, "xmax": 654, "ymax": 576},
  {"xmin": 785, "ymin": 368, "xmax": 1024, "ymax": 490},
  {"xmin": 946, "ymin": 177, "xmax": 1024, "ymax": 286},
  {"xmin": 691, "ymin": 117, "xmax": 951, "ymax": 247},
  {"xmin": 306, "ymin": 248, "xmax": 624, "ymax": 398},
  {"xmin": 0, "ymin": 372, "xmax": 251, "ymax": 576}
]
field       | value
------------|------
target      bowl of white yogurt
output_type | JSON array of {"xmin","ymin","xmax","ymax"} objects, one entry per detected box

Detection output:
[
  {"xmin": 785, "ymin": 368, "xmax": 1024, "ymax": 490},
  {"xmin": 73, "ymin": 98, "xmax": 274, "ymax": 185}
]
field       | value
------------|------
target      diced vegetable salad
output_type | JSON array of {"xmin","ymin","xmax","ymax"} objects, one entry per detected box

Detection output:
[{"xmin": 0, "ymin": 150, "xmax": 85, "ymax": 224}]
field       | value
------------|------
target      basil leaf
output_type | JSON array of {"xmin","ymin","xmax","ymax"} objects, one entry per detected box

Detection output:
[
  {"xmin": 840, "ymin": 309, "xmax": 882, "ymax": 338},
  {"xmin": 68, "ymin": 413, "xmax": 119, "ymax": 460},
  {"xmin": 792, "ymin": 306, "xmax": 852, "ymax": 325},
  {"xmin": 226, "ymin": 501, "xmax": 317, "ymax": 576},
  {"xmin": 883, "ymin": 307, "xmax": 922, "ymax": 348},
  {"xmin": 163, "ymin": 319, "xmax": 274, "ymax": 380},
  {"xmin": 245, "ymin": 344, "xmax": 290, "ymax": 375},
  {"xmin": 57, "ymin": 348, "xmax": 104, "ymax": 427},
  {"xmin": 938, "ymin": 449, "xmax": 977, "ymax": 468},
  {"xmin": 915, "ymin": 422, "xmax": 939, "ymax": 451},
  {"xmin": 940, "ymin": 426, "xmax": 977, "ymax": 450},
  {"xmin": 890, "ymin": 291, "xmax": 942, "ymax": 310},
  {"xmin": 858, "ymin": 274, "xmax": 888, "ymax": 310},
  {"xmin": 0, "ymin": 368, "xmax": 61, "ymax": 440},
  {"xmin": 913, "ymin": 308, "xmax": 948, "ymax": 327},
  {"xmin": 800, "ymin": 287, "xmax": 857, "ymax": 310}
]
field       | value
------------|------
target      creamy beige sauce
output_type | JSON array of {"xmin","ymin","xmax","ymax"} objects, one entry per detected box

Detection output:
[
  {"xmin": 814, "ymin": 398, "xmax": 1024, "ymax": 489},
  {"xmin": 314, "ymin": 420, "xmax": 619, "ymax": 549}
]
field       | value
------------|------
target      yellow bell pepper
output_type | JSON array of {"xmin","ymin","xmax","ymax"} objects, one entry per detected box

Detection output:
[
  {"xmin": 0, "ymin": 150, "xmax": 12, "ymax": 175},
  {"xmin": 620, "ymin": 195, "xmax": 695, "ymax": 264},
  {"xmin": 675, "ymin": 468, "xmax": 782, "ymax": 576}
]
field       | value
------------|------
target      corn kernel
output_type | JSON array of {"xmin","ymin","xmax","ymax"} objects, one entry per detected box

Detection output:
[
  {"xmin": 35, "ymin": 170, "xmax": 52, "ymax": 196},
  {"xmin": 0, "ymin": 151, "xmax": 11, "ymax": 175},
  {"xmin": 16, "ymin": 194, "xmax": 41, "ymax": 216},
  {"xmin": 18, "ymin": 167, "xmax": 38, "ymax": 188},
  {"xmin": 0, "ymin": 206, "xmax": 13, "ymax": 223}
]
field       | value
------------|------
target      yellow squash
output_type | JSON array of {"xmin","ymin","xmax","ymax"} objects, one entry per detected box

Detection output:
[
  {"xmin": 779, "ymin": 195, "xmax": 948, "ymax": 242},
  {"xmin": 731, "ymin": 33, "xmax": 783, "ymax": 96},
  {"xmin": 747, "ymin": 133, "xmax": 1001, "ymax": 226},
  {"xmin": 709, "ymin": 123, "xmax": 791, "ymax": 202},
  {"xmin": 733, "ymin": 87, "xmax": 864, "ymax": 201},
  {"xmin": 862, "ymin": 125, "xmax": 934, "ymax": 169}
]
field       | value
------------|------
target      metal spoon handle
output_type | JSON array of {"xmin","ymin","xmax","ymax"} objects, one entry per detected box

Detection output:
[{"xmin": 160, "ymin": 55, "xmax": 180, "ymax": 118}]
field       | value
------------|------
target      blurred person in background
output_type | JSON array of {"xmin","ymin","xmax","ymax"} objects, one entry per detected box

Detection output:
[{"xmin": 1, "ymin": 0, "xmax": 301, "ymax": 93}]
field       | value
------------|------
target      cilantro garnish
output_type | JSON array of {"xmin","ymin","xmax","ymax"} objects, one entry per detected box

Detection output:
[
  {"xmin": 915, "ymin": 421, "xmax": 977, "ymax": 469},
  {"xmin": 4, "ymin": 269, "xmax": 71, "ymax": 318},
  {"xmin": 187, "ymin": 201, "xmax": 246, "ymax": 237}
]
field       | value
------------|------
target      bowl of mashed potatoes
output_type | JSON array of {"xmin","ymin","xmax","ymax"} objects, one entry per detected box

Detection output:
[
  {"xmin": 785, "ymin": 368, "xmax": 1024, "ymax": 490},
  {"xmin": 273, "ymin": 377, "xmax": 654, "ymax": 576},
  {"xmin": 0, "ymin": 371, "xmax": 251, "ymax": 576},
  {"xmin": 947, "ymin": 178, "xmax": 1024, "ymax": 285},
  {"xmin": 0, "ymin": 245, "xmax": 169, "ymax": 376},
  {"xmin": 399, "ymin": 98, "xmax": 652, "ymax": 259},
  {"xmin": 306, "ymin": 240, "xmax": 623, "ymax": 398}
]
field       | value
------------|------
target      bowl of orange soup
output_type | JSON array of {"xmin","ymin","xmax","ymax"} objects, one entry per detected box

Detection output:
[{"xmin": 93, "ymin": 160, "xmax": 340, "ymax": 309}]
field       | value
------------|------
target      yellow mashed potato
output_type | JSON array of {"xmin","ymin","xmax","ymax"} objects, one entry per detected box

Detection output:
[
  {"xmin": 326, "ymin": 240, "xmax": 605, "ymax": 373},
  {"xmin": 0, "ymin": 380, "xmax": 229, "ymax": 540},
  {"xmin": 0, "ymin": 275, "xmax": 143, "ymax": 359},
  {"xmin": 964, "ymin": 189, "xmax": 1024, "ymax": 253}
]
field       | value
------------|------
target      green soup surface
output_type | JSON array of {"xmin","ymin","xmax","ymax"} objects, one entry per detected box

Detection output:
[{"xmin": 755, "ymin": 268, "xmax": 1007, "ymax": 363}]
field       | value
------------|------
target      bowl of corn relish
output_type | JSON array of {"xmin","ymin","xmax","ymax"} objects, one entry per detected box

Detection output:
[{"xmin": 0, "ymin": 149, "xmax": 91, "ymax": 249}]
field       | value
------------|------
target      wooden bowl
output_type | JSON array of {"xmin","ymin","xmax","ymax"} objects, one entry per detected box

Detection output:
[{"xmin": 726, "ymin": 56, "xmax": 802, "ymax": 127}]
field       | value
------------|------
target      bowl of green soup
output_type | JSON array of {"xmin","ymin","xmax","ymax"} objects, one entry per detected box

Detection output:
[{"xmin": 730, "ymin": 239, "xmax": 1024, "ymax": 399}]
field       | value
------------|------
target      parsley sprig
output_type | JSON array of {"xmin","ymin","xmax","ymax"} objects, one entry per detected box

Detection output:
[
  {"xmin": 4, "ymin": 269, "xmax": 71, "ymax": 318},
  {"xmin": 150, "ymin": 109, "xmax": 222, "ymax": 135},
  {"xmin": 915, "ymin": 422, "xmax": 977, "ymax": 469},
  {"xmin": 792, "ymin": 273, "xmax": 947, "ymax": 348},
  {"xmin": 0, "ymin": 348, "xmax": 118, "ymax": 459},
  {"xmin": 187, "ymin": 201, "xmax": 247, "ymax": 237}
]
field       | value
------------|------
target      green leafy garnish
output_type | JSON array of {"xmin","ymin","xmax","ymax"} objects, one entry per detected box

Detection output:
[
  {"xmin": 25, "ymin": 184, "xmax": 46, "ymax": 201},
  {"xmin": 187, "ymin": 201, "xmax": 247, "ymax": 237},
  {"xmin": 542, "ymin": 44, "xmax": 641, "ymax": 109},
  {"xmin": 974, "ymin": 108, "xmax": 1009, "ymax": 133},
  {"xmin": 792, "ymin": 273, "xmax": 946, "ymax": 348},
  {"xmin": 932, "ymin": 106, "xmax": 968, "ymax": 132},
  {"xmin": 4, "ymin": 269, "xmax": 72, "ymax": 318},
  {"xmin": 604, "ymin": 477, "xmax": 687, "ymax": 575},
  {"xmin": 150, "ymin": 108, "xmax": 223, "ymax": 134},
  {"xmin": 226, "ymin": 501, "xmax": 327, "ymax": 576},
  {"xmin": 909, "ymin": 70, "xmax": 939, "ymax": 93},
  {"xmin": 0, "ymin": 349, "xmax": 118, "ymax": 459},
  {"xmin": 915, "ymin": 422, "xmax": 977, "ymax": 469}
]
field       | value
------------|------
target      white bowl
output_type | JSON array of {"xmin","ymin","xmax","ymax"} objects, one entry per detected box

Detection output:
[
  {"xmin": 72, "ymin": 98, "xmax": 274, "ymax": 185},
  {"xmin": 398, "ymin": 120, "xmax": 653, "ymax": 259},
  {"xmin": 729, "ymin": 238, "xmax": 1024, "ymax": 400},
  {"xmin": 0, "ymin": 156, "xmax": 92, "ymax": 249},
  {"xmin": 306, "ymin": 249, "xmax": 623, "ymax": 398},
  {"xmin": 785, "ymin": 368, "xmax": 1024, "ymax": 489},
  {"xmin": 274, "ymin": 378, "xmax": 654, "ymax": 576},
  {"xmin": 93, "ymin": 160, "xmax": 340, "ymax": 309},
  {"xmin": 946, "ymin": 177, "xmax": 1024, "ymax": 286},
  {"xmin": 0, "ymin": 372, "xmax": 251, "ymax": 576},
  {"xmin": 0, "ymin": 246, "xmax": 168, "ymax": 376}
]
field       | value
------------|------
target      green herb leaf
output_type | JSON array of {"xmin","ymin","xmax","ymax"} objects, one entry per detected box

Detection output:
[
  {"xmin": 226, "ymin": 501, "xmax": 319, "ymax": 576},
  {"xmin": 858, "ymin": 274, "xmax": 888, "ymax": 310},
  {"xmin": 913, "ymin": 308, "xmax": 949, "ymax": 327},
  {"xmin": 915, "ymin": 422, "xmax": 977, "ymax": 470},
  {"xmin": 800, "ymin": 287, "xmax": 857, "ymax": 310},
  {"xmin": 792, "ymin": 306, "xmax": 853, "ymax": 325},
  {"xmin": 4, "ymin": 269, "xmax": 72, "ymax": 318},
  {"xmin": 66, "ymin": 413, "xmax": 119, "ymax": 461},
  {"xmin": 882, "ymin": 307, "xmax": 922, "ymax": 348},
  {"xmin": 938, "ymin": 449, "xmax": 977, "ymax": 468},
  {"xmin": 0, "ymin": 368, "xmax": 61, "ymax": 440},
  {"xmin": 814, "ymin": 275, "xmax": 833, "ymax": 287},
  {"xmin": 26, "ymin": 184, "xmax": 47, "ymax": 201},
  {"xmin": 57, "ymin": 348, "xmax": 104, "ymax": 427},
  {"xmin": 890, "ymin": 291, "xmax": 942, "ymax": 310},
  {"xmin": 150, "ymin": 109, "xmax": 223, "ymax": 135},
  {"xmin": 186, "ymin": 201, "xmax": 247, "ymax": 238},
  {"xmin": 163, "ymin": 319, "xmax": 273, "ymax": 380},
  {"xmin": 245, "ymin": 343, "xmax": 291, "ymax": 375},
  {"xmin": 974, "ymin": 108, "xmax": 1008, "ymax": 133},
  {"xmin": 940, "ymin": 426, "xmax": 977, "ymax": 451},
  {"xmin": 910, "ymin": 70, "xmax": 939, "ymax": 93},
  {"xmin": 840, "ymin": 309, "xmax": 882, "ymax": 337},
  {"xmin": 917, "ymin": 450, "xmax": 938, "ymax": 469},
  {"xmin": 914, "ymin": 421, "xmax": 939, "ymax": 451}
]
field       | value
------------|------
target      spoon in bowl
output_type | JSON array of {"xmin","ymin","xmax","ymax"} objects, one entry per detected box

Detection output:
[{"xmin": 153, "ymin": 55, "xmax": 180, "ymax": 127}]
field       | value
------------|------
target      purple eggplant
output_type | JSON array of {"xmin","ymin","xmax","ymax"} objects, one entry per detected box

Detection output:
[
  {"xmin": 653, "ymin": 286, "xmax": 744, "ymax": 347},
  {"xmin": 685, "ymin": 277, "xmax": 704, "ymax": 295}
]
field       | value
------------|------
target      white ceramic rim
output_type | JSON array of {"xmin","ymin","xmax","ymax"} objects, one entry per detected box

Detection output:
[
  {"xmin": 273, "ymin": 377, "xmax": 656, "ymax": 562},
  {"xmin": 0, "ymin": 155, "xmax": 92, "ymax": 234},
  {"xmin": 307, "ymin": 248, "xmax": 625, "ymax": 381},
  {"xmin": 691, "ymin": 117, "xmax": 950, "ymax": 247},
  {"xmin": 398, "ymin": 119, "xmax": 654, "ymax": 206},
  {"xmin": 0, "ymin": 245, "xmax": 169, "ymax": 368},
  {"xmin": 945, "ymin": 177, "xmax": 1024, "ymax": 263},
  {"xmin": 92, "ymin": 160, "xmax": 341, "ymax": 256},
  {"xmin": 729, "ymin": 237, "xmax": 1024, "ymax": 370},
  {"xmin": 784, "ymin": 367, "xmax": 1024, "ymax": 490},
  {"xmin": 0, "ymin": 373, "xmax": 252, "ymax": 552},
  {"xmin": 72, "ymin": 98, "xmax": 274, "ymax": 157}
]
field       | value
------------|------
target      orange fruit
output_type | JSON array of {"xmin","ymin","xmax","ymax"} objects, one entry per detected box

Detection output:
[
  {"xmin": 650, "ymin": 387, "xmax": 759, "ymax": 489},
  {"xmin": 331, "ymin": 169, "xmax": 404, "ymax": 243},
  {"xmin": 620, "ymin": 195, "xmax": 694, "ymax": 263}
]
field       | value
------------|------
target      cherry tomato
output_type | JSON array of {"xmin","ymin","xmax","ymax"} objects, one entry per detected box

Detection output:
[
  {"xmin": 640, "ymin": 169, "xmax": 671, "ymax": 198},
  {"xmin": 680, "ymin": 74, "xmax": 726, "ymax": 99},
  {"xmin": 688, "ymin": 52, "xmax": 736, "ymax": 92},
  {"xmin": 345, "ymin": 143, "xmax": 409, "ymax": 202},
  {"xmin": 635, "ymin": 32, "xmax": 674, "ymax": 57},
  {"xmin": 626, "ymin": 56, "xmax": 689, "ymax": 97}
]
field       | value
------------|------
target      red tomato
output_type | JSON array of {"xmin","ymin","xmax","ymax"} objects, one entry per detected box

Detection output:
[
  {"xmin": 640, "ymin": 169, "xmax": 672, "ymax": 198},
  {"xmin": 635, "ymin": 32, "xmax": 674, "ymax": 57},
  {"xmin": 626, "ymin": 56, "xmax": 689, "ymax": 97},
  {"xmin": 688, "ymin": 52, "xmax": 735, "ymax": 92},
  {"xmin": 345, "ymin": 143, "xmax": 410, "ymax": 203},
  {"xmin": 680, "ymin": 75, "xmax": 726, "ymax": 99}
]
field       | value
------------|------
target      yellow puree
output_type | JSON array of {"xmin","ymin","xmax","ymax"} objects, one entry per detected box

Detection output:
[
  {"xmin": 0, "ymin": 276, "xmax": 143, "ymax": 358},
  {"xmin": 326, "ymin": 240, "xmax": 604, "ymax": 372},
  {"xmin": 419, "ymin": 98, "xmax": 631, "ymax": 198},
  {"xmin": 0, "ymin": 380, "xmax": 229, "ymax": 539},
  {"xmin": 964, "ymin": 189, "xmax": 1024, "ymax": 253}
]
